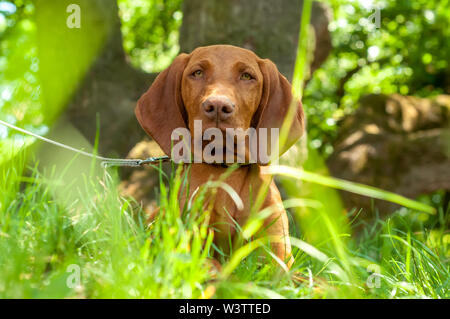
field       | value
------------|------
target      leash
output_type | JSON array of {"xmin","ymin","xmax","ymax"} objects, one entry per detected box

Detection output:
[{"xmin": 0, "ymin": 119, "xmax": 170, "ymax": 168}]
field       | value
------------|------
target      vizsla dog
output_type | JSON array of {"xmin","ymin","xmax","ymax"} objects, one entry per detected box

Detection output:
[{"xmin": 135, "ymin": 45, "xmax": 304, "ymax": 268}]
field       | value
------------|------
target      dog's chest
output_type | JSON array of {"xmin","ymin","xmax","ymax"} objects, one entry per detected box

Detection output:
[{"xmin": 181, "ymin": 164, "xmax": 260, "ymax": 224}]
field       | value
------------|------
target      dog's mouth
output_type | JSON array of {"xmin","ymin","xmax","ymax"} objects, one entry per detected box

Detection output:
[
  {"xmin": 199, "ymin": 132, "xmax": 253, "ymax": 164},
  {"xmin": 186, "ymin": 120, "xmax": 257, "ymax": 164},
  {"xmin": 201, "ymin": 121, "xmax": 237, "ymax": 132},
  {"xmin": 200, "ymin": 137, "xmax": 235, "ymax": 155}
]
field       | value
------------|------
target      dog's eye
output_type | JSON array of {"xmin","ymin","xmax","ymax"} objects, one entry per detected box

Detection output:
[
  {"xmin": 240, "ymin": 72, "xmax": 253, "ymax": 81},
  {"xmin": 192, "ymin": 70, "xmax": 203, "ymax": 78}
]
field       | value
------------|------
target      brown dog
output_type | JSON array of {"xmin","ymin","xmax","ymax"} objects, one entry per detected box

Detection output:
[{"xmin": 135, "ymin": 45, "xmax": 304, "ymax": 268}]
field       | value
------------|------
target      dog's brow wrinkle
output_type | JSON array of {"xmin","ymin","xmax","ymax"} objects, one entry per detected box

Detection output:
[{"xmin": 195, "ymin": 59, "xmax": 212, "ymax": 67}]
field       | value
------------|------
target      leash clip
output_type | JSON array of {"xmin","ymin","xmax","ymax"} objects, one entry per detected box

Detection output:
[{"xmin": 101, "ymin": 156, "xmax": 170, "ymax": 168}]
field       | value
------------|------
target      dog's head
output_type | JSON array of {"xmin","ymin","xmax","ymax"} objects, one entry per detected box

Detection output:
[{"xmin": 135, "ymin": 45, "xmax": 304, "ymax": 164}]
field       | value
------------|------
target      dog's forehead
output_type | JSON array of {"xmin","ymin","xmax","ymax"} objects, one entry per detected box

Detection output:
[{"xmin": 189, "ymin": 45, "xmax": 260, "ymax": 68}]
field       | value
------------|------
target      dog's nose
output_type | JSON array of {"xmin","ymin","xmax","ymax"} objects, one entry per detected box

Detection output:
[{"xmin": 202, "ymin": 96, "xmax": 235, "ymax": 121}]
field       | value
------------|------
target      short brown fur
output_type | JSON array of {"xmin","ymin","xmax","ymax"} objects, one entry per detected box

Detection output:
[{"xmin": 135, "ymin": 45, "xmax": 304, "ymax": 268}]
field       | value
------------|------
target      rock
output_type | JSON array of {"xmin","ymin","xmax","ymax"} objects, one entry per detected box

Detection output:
[
  {"xmin": 119, "ymin": 139, "xmax": 168, "ymax": 213},
  {"xmin": 327, "ymin": 94, "xmax": 450, "ymax": 219}
]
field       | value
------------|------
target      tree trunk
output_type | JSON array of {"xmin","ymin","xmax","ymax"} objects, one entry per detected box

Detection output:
[
  {"xmin": 64, "ymin": 5, "xmax": 157, "ymax": 158},
  {"xmin": 36, "ymin": 0, "xmax": 156, "ymax": 158},
  {"xmin": 180, "ymin": 0, "xmax": 331, "ymax": 80}
]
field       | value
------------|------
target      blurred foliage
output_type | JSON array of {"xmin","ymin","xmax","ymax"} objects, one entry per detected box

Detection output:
[
  {"xmin": 118, "ymin": 0, "xmax": 183, "ymax": 72},
  {"xmin": 303, "ymin": 0, "xmax": 450, "ymax": 156},
  {"xmin": 0, "ymin": 0, "xmax": 41, "ymax": 140}
]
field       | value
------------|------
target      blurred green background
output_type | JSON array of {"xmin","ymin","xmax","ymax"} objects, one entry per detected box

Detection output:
[{"xmin": 0, "ymin": 0, "xmax": 448, "ymax": 299}]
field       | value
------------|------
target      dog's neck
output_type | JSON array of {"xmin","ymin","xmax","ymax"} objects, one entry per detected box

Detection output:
[{"xmin": 185, "ymin": 162, "xmax": 257, "ymax": 179}]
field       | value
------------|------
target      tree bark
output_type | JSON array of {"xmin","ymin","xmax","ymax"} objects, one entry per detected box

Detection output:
[
  {"xmin": 180, "ymin": 0, "xmax": 331, "ymax": 80},
  {"xmin": 64, "ymin": 2, "xmax": 157, "ymax": 157}
]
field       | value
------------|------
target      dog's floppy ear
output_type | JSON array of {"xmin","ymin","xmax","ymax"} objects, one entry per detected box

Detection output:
[
  {"xmin": 253, "ymin": 58, "xmax": 304, "ymax": 161},
  {"xmin": 135, "ymin": 53, "xmax": 190, "ymax": 155}
]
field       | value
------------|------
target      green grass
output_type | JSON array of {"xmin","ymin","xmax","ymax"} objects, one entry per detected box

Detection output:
[{"xmin": 0, "ymin": 151, "xmax": 448, "ymax": 299}]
